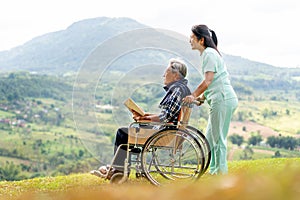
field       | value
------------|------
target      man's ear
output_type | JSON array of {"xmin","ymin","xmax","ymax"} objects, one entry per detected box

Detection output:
[{"xmin": 175, "ymin": 73, "xmax": 181, "ymax": 80}]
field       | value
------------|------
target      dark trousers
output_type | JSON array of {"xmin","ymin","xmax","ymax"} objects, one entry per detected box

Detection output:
[{"xmin": 113, "ymin": 127, "xmax": 128, "ymax": 171}]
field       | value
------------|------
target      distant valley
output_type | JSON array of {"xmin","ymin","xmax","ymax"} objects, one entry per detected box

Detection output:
[{"xmin": 0, "ymin": 17, "xmax": 299, "ymax": 181}]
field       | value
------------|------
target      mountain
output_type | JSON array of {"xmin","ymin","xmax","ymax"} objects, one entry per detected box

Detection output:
[
  {"xmin": 0, "ymin": 16, "xmax": 299, "ymax": 92},
  {"xmin": 0, "ymin": 17, "xmax": 148, "ymax": 74}
]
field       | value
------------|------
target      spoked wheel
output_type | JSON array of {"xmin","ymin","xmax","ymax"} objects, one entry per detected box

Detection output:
[
  {"xmin": 186, "ymin": 126, "xmax": 211, "ymax": 174},
  {"xmin": 141, "ymin": 127, "xmax": 205, "ymax": 186}
]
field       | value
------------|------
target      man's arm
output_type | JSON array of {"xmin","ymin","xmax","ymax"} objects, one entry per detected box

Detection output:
[
  {"xmin": 133, "ymin": 88, "xmax": 182, "ymax": 123},
  {"xmin": 136, "ymin": 114, "xmax": 160, "ymax": 122},
  {"xmin": 158, "ymin": 87, "xmax": 182, "ymax": 123}
]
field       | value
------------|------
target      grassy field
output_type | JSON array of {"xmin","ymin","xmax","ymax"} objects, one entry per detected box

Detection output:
[
  {"xmin": 1, "ymin": 97, "xmax": 300, "ymax": 180},
  {"xmin": 0, "ymin": 88, "xmax": 299, "ymax": 171},
  {"xmin": 234, "ymin": 100, "xmax": 300, "ymax": 136},
  {"xmin": 0, "ymin": 158, "xmax": 299, "ymax": 200}
]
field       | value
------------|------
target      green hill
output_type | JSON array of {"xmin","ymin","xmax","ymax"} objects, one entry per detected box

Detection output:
[
  {"xmin": 0, "ymin": 71, "xmax": 299, "ymax": 182},
  {"xmin": 0, "ymin": 16, "xmax": 299, "ymax": 95},
  {"xmin": 0, "ymin": 72, "xmax": 72, "ymax": 101},
  {"xmin": 1, "ymin": 158, "xmax": 299, "ymax": 200},
  {"xmin": 0, "ymin": 17, "xmax": 299, "ymax": 184}
]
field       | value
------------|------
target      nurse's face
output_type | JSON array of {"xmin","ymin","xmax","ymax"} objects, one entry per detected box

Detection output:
[{"xmin": 189, "ymin": 33, "xmax": 205, "ymax": 52}]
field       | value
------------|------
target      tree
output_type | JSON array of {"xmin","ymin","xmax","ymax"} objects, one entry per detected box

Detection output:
[
  {"xmin": 229, "ymin": 134, "xmax": 244, "ymax": 146},
  {"xmin": 262, "ymin": 108, "xmax": 269, "ymax": 119},
  {"xmin": 0, "ymin": 162, "xmax": 25, "ymax": 181},
  {"xmin": 267, "ymin": 136, "xmax": 277, "ymax": 148},
  {"xmin": 78, "ymin": 149, "xmax": 84, "ymax": 158},
  {"xmin": 237, "ymin": 111, "xmax": 246, "ymax": 121},
  {"xmin": 273, "ymin": 150, "xmax": 281, "ymax": 158},
  {"xmin": 248, "ymin": 133, "xmax": 263, "ymax": 146},
  {"xmin": 282, "ymin": 136, "xmax": 298, "ymax": 150},
  {"xmin": 266, "ymin": 135, "xmax": 298, "ymax": 150},
  {"xmin": 240, "ymin": 146, "xmax": 253, "ymax": 160}
]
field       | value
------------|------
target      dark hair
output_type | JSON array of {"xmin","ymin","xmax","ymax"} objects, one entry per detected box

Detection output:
[{"xmin": 191, "ymin": 24, "xmax": 221, "ymax": 55}]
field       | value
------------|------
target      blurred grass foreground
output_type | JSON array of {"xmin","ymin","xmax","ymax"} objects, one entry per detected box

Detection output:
[{"xmin": 1, "ymin": 158, "xmax": 300, "ymax": 200}]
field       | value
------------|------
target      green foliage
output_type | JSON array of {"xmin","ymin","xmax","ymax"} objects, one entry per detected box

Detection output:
[
  {"xmin": 0, "ymin": 67, "xmax": 299, "ymax": 182},
  {"xmin": 232, "ymin": 83, "xmax": 253, "ymax": 95},
  {"xmin": 0, "ymin": 17, "xmax": 299, "ymax": 185},
  {"xmin": 240, "ymin": 145, "xmax": 254, "ymax": 160},
  {"xmin": 266, "ymin": 135, "xmax": 298, "ymax": 150},
  {"xmin": 0, "ymin": 72, "xmax": 72, "ymax": 102},
  {"xmin": 248, "ymin": 133, "xmax": 262, "ymax": 146},
  {"xmin": 0, "ymin": 161, "xmax": 26, "ymax": 181},
  {"xmin": 262, "ymin": 108, "xmax": 278, "ymax": 119},
  {"xmin": 237, "ymin": 111, "xmax": 246, "ymax": 121},
  {"xmin": 273, "ymin": 150, "xmax": 281, "ymax": 158},
  {"xmin": 229, "ymin": 134, "xmax": 244, "ymax": 146},
  {"xmin": 1, "ymin": 158, "xmax": 300, "ymax": 200}
]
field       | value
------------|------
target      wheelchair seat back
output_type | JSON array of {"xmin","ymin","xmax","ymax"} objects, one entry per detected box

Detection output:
[
  {"xmin": 128, "ymin": 102, "xmax": 193, "ymax": 146},
  {"xmin": 177, "ymin": 102, "xmax": 193, "ymax": 129}
]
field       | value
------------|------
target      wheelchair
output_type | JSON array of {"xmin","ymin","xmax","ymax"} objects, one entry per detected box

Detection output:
[{"xmin": 102, "ymin": 102, "xmax": 211, "ymax": 186}]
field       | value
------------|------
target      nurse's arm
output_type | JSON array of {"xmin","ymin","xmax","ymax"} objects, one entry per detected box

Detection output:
[{"xmin": 191, "ymin": 71, "xmax": 214, "ymax": 97}]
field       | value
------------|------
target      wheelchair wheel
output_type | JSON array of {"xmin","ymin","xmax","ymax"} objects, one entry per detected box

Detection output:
[
  {"xmin": 186, "ymin": 126, "xmax": 211, "ymax": 174},
  {"xmin": 110, "ymin": 172, "xmax": 127, "ymax": 184},
  {"xmin": 141, "ymin": 127, "xmax": 205, "ymax": 186}
]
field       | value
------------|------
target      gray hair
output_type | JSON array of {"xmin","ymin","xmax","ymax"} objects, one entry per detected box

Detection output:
[{"xmin": 169, "ymin": 58, "xmax": 187, "ymax": 79}]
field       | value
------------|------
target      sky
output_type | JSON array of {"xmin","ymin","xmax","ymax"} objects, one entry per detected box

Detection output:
[{"xmin": 0, "ymin": 0, "xmax": 299, "ymax": 68}]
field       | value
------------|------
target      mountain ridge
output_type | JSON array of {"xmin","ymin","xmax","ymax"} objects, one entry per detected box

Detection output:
[
  {"xmin": 0, "ymin": 16, "xmax": 299, "ymax": 80},
  {"xmin": 0, "ymin": 17, "xmax": 148, "ymax": 73}
]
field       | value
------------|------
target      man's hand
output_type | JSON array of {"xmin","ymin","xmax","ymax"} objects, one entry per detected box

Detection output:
[
  {"xmin": 131, "ymin": 110, "xmax": 141, "ymax": 119},
  {"xmin": 131, "ymin": 110, "xmax": 143, "ymax": 121},
  {"xmin": 132, "ymin": 110, "xmax": 152, "ymax": 122}
]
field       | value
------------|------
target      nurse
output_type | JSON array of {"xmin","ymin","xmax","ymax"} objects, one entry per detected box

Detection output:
[{"xmin": 183, "ymin": 24, "xmax": 238, "ymax": 175}]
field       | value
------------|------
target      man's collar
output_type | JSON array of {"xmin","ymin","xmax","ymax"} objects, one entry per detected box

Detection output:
[{"xmin": 163, "ymin": 79, "xmax": 188, "ymax": 91}]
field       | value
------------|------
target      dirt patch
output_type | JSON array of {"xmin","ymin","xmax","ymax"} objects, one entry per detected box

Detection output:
[
  {"xmin": 228, "ymin": 146, "xmax": 238, "ymax": 161},
  {"xmin": 229, "ymin": 121, "xmax": 283, "ymax": 140},
  {"xmin": 253, "ymin": 149, "xmax": 274, "ymax": 155},
  {"xmin": 0, "ymin": 156, "xmax": 35, "ymax": 165}
]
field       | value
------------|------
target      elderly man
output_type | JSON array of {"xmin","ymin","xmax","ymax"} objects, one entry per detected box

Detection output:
[{"xmin": 91, "ymin": 58, "xmax": 191, "ymax": 179}]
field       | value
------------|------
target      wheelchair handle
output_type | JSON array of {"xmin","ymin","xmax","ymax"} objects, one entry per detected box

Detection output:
[
  {"xmin": 192, "ymin": 100, "xmax": 204, "ymax": 106},
  {"xmin": 182, "ymin": 99, "xmax": 204, "ymax": 107}
]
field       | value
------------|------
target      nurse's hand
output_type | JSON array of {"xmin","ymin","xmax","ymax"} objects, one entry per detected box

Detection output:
[
  {"xmin": 183, "ymin": 95, "xmax": 195, "ymax": 103},
  {"xmin": 196, "ymin": 95, "xmax": 205, "ymax": 104}
]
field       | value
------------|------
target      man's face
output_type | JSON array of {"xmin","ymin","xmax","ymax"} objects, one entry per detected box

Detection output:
[{"xmin": 163, "ymin": 65, "xmax": 177, "ymax": 85}]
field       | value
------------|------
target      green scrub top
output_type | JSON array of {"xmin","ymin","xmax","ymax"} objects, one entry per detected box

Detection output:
[
  {"xmin": 199, "ymin": 47, "xmax": 238, "ymax": 175},
  {"xmin": 200, "ymin": 47, "xmax": 237, "ymax": 105}
]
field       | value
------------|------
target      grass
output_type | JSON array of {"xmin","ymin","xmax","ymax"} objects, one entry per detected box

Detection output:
[
  {"xmin": 254, "ymin": 146, "xmax": 300, "ymax": 156},
  {"xmin": 0, "ymin": 110, "xmax": 15, "ymax": 118},
  {"xmin": 1, "ymin": 96, "xmax": 300, "ymax": 199},
  {"xmin": 228, "ymin": 143, "xmax": 300, "ymax": 161},
  {"xmin": 1, "ymin": 158, "xmax": 300, "ymax": 200},
  {"xmin": 236, "ymin": 100, "xmax": 300, "ymax": 135}
]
